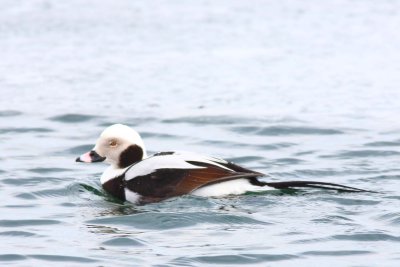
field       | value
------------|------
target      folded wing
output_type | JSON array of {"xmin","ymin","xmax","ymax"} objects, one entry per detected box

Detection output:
[{"xmin": 123, "ymin": 152, "xmax": 263, "ymax": 200}]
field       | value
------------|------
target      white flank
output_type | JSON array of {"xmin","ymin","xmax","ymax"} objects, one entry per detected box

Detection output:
[
  {"xmin": 191, "ymin": 179, "xmax": 273, "ymax": 197},
  {"xmin": 125, "ymin": 189, "xmax": 141, "ymax": 203}
]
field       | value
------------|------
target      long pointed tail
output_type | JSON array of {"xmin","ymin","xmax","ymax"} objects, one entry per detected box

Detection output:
[{"xmin": 261, "ymin": 180, "xmax": 376, "ymax": 193}]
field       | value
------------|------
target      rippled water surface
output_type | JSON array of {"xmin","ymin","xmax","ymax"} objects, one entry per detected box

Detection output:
[{"xmin": 2, "ymin": 0, "xmax": 400, "ymax": 266}]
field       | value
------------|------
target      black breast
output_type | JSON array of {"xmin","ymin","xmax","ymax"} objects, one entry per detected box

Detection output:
[{"xmin": 102, "ymin": 175, "xmax": 126, "ymax": 201}]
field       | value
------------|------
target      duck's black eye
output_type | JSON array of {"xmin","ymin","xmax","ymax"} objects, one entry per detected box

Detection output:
[{"xmin": 109, "ymin": 139, "xmax": 118, "ymax": 147}]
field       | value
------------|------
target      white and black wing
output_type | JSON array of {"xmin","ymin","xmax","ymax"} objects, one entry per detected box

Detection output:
[{"xmin": 122, "ymin": 151, "xmax": 263, "ymax": 201}]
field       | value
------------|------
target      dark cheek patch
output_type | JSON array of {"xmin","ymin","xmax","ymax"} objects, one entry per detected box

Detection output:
[{"xmin": 119, "ymin": 145, "xmax": 144, "ymax": 168}]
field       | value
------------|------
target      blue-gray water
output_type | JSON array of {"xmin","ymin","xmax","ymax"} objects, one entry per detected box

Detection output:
[{"xmin": 1, "ymin": 0, "xmax": 400, "ymax": 266}]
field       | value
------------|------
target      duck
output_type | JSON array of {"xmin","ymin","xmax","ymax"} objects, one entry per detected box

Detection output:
[{"xmin": 76, "ymin": 124, "xmax": 372, "ymax": 204}]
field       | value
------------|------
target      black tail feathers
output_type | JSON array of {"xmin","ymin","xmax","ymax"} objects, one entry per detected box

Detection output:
[{"xmin": 259, "ymin": 180, "xmax": 376, "ymax": 193}]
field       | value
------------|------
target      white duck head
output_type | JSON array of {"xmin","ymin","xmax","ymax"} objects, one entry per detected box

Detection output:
[{"xmin": 76, "ymin": 124, "xmax": 147, "ymax": 169}]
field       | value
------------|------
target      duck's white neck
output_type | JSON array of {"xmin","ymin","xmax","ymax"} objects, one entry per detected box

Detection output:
[{"xmin": 100, "ymin": 165, "xmax": 129, "ymax": 184}]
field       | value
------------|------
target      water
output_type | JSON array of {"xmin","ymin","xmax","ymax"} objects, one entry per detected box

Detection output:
[{"xmin": 1, "ymin": 0, "xmax": 400, "ymax": 266}]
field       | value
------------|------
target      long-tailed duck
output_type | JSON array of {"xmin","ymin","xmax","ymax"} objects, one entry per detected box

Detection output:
[{"xmin": 76, "ymin": 124, "xmax": 372, "ymax": 204}]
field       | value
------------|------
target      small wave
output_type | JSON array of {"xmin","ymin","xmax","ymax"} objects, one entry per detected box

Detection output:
[
  {"xmin": 364, "ymin": 140, "xmax": 400, "ymax": 147},
  {"xmin": 122, "ymin": 117, "xmax": 159, "ymax": 125},
  {"xmin": 257, "ymin": 142, "xmax": 296, "ymax": 150},
  {"xmin": 1, "ymin": 177, "xmax": 65, "ymax": 186},
  {"xmin": 64, "ymin": 144, "xmax": 93, "ymax": 155},
  {"xmin": 140, "ymin": 132, "xmax": 184, "ymax": 139},
  {"xmin": 15, "ymin": 192, "xmax": 37, "ymax": 200},
  {"xmin": 199, "ymin": 140, "xmax": 251, "ymax": 149},
  {"xmin": 360, "ymin": 174, "xmax": 400, "ymax": 182},
  {"xmin": 291, "ymin": 237, "xmax": 329, "ymax": 244},
  {"xmin": 311, "ymin": 215, "xmax": 354, "ymax": 225},
  {"xmin": 333, "ymin": 233, "xmax": 400, "ymax": 242},
  {"xmin": 294, "ymin": 169, "xmax": 338, "ymax": 177},
  {"xmin": 230, "ymin": 125, "xmax": 343, "ymax": 136},
  {"xmin": 98, "ymin": 117, "xmax": 158, "ymax": 127},
  {"xmin": 302, "ymin": 250, "xmax": 372, "ymax": 256},
  {"xmin": 0, "ymin": 254, "xmax": 26, "ymax": 261},
  {"xmin": 33, "ymin": 186, "xmax": 74, "ymax": 199},
  {"xmin": 176, "ymin": 253, "xmax": 299, "ymax": 265},
  {"xmin": 0, "ymin": 231, "xmax": 37, "ymax": 237},
  {"xmin": 199, "ymin": 140, "xmax": 295, "ymax": 150},
  {"xmin": 4, "ymin": 204, "xmax": 37, "ymax": 208},
  {"xmin": 87, "ymin": 212, "xmax": 270, "ymax": 230},
  {"xmin": 28, "ymin": 167, "xmax": 71, "ymax": 174},
  {"xmin": 0, "ymin": 219, "xmax": 60, "ymax": 227},
  {"xmin": 227, "ymin": 155, "xmax": 265, "ymax": 163},
  {"xmin": 376, "ymin": 212, "xmax": 400, "ymax": 225},
  {"xmin": 162, "ymin": 115, "xmax": 251, "ymax": 125},
  {"xmin": 321, "ymin": 150, "xmax": 400, "ymax": 159},
  {"xmin": 317, "ymin": 196, "xmax": 380, "ymax": 206},
  {"xmin": 0, "ymin": 127, "xmax": 53, "ymax": 134},
  {"xmin": 0, "ymin": 253, "xmax": 98, "ymax": 263},
  {"xmin": 29, "ymin": 254, "xmax": 97, "ymax": 263},
  {"xmin": 49, "ymin": 114, "xmax": 100, "ymax": 123},
  {"xmin": 291, "ymin": 232, "xmax": 399, "ymax": 244},
  {"xmin": 294, "ymin": 150, "xmax": 317, "ymax": 156},
  {"xmin": 101, "ymin": 237, "xmax": 144, "ymax": 247},
  {"xmin": 0, "ymin": 110, "xmax": 22, "ymax": 117},
  {"xmin": 274, "ymin": 158, "xmax": 305, "ymax": 165}
]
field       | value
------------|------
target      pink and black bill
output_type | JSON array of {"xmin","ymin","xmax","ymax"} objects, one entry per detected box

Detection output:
[{"xmin": 76, "ymin": 150, "xmax": 106, "ymax": 163}]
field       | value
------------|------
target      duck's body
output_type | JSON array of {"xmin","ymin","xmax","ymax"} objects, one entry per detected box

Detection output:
[
  {"xmin": 99, "ymin": 151, "xmax": 268, "ymax": 203},
  {"xmin": 76, "ymin": 124, "xmax": 372, "ymax": 204}
]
